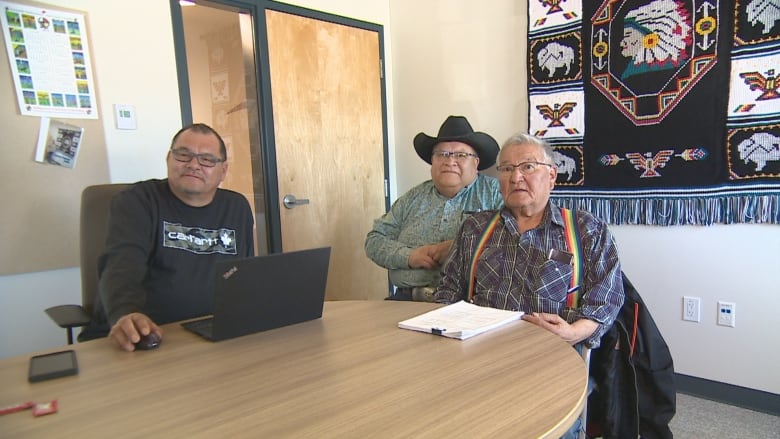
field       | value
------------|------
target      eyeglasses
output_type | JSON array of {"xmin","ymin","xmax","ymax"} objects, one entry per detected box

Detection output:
[
  {"xmin": 496, "ymin": 161, "xmax": 554, "ymax": 175},
  {"xmin": 432, "ymin": 151, "xmax": 478, "ymax": 162},
  {"xmin": 170, "ymin": 147, "xmax": 225, "ymax": 168}
]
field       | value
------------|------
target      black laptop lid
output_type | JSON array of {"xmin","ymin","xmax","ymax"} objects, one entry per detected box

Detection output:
[{"xmin": 210, "ymin": 247, "xmax": 330, "ymax": 341}]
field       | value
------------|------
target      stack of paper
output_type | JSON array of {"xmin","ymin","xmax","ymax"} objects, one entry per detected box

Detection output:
[{"xmin": 398, "ymin": 301, "xmax": 524, "ymax": 340}]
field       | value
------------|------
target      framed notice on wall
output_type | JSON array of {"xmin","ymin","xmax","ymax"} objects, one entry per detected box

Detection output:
[{"xmin": 0, "ymin": 0, "xmax": 98, "ymax": 118}]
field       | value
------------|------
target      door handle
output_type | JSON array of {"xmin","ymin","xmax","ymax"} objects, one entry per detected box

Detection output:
[{"xmin": 283, "ymin": 194, "xmax": 310, "ymax": 209}]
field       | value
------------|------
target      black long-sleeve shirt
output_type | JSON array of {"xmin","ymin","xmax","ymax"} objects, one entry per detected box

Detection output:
[{"xmin": 94, "ymin": 179, "xmax": 255, "ymax": 327}]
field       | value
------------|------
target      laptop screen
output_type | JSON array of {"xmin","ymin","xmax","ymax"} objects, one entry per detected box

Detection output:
[{"xmin": 185, "ymin": 246, "xmax": 331, "ymax": 341}]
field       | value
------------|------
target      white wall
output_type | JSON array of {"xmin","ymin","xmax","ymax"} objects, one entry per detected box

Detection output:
[
  {"xmin": 1, "ymin": 0, "xmax": 778, "ymax": 397},
  {"xmin": 0, "ymin": 268, "xmax": 82, "ymax": 354},
  {"xmin": 612, "ymin": 225, "xmax": 780, "ymax": 393}
]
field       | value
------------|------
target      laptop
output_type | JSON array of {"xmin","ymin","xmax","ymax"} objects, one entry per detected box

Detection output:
[{"xmin": 181, "ymin": 246, "xmax": 331, "ymax": 341}]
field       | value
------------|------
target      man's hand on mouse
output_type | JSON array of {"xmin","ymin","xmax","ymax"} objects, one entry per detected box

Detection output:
[{"xmin": 109, "ymin": 312, "xmax": 163, "ymax": 352}]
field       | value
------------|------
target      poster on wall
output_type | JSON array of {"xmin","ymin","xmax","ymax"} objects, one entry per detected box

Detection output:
[{"xmin": 0, "ymin": 1, "xmax": 98, "ymax": 119}]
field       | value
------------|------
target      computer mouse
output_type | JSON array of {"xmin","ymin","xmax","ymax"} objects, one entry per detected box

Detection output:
[{"xmin": 134, "ymin": 333, "xmax": 162, "ymax": 350}]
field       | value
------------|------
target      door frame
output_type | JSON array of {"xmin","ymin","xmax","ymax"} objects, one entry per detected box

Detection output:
[{"xmin": 169, "ymin": 0, "xmax": 391, "ymax": 253}]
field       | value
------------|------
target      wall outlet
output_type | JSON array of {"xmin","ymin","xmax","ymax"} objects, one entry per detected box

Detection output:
[
  {"xmin": 683, "ymin": 296, "xmax": 701, "ymax": 322},
  {"xmin": 717, "ymin": 301, "xmax": 736, "ymax": 327}
]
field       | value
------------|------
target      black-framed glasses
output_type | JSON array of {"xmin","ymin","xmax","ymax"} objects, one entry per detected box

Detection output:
[
  {"xmin": 170, "ymin": 147, "xmax": 225, "ymax": 168},
  {"xmin": 432, "ymin": 151, "xmax": 478, "ymax": 162},
  {"xmin": 496, "ymin": 161, "xmax": 553, "ymax": 175}
]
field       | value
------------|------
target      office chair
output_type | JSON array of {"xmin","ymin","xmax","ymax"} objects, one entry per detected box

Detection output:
[{"xmin": 45, "ymin": 183, "xmax": 130, "ymax": 344}]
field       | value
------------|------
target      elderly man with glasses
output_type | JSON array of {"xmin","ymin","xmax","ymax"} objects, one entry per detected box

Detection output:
[
  {"xmin": 434, "ymin": 132, "xmax": 625, "ymax": 438},
  {"xmin": 81, "ymin": 123, "xmax": 255, "ymax": 351},
  {"xmin": 435, "ymin": 132, "xmax": 624, "ymax": 346},
  {"xmin": 365, "ymin": 115, "xmax": 503, "ymax": 301}
]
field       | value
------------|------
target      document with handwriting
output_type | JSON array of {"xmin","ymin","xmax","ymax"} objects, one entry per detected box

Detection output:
[{"xmin": 398, "ymin": 301, "xmax": 523, "ymax": 340}]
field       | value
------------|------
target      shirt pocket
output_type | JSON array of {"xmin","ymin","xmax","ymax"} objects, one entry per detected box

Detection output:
[
  {"xmin": 474, "ymin": 247, "xmax": 506, "ymax": 290},
  {"xmin": 532, "ymin": 258, "xmax": 572, "ymax": 303}
]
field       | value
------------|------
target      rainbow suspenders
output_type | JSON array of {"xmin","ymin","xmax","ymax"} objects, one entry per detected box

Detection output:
[
  {"xmin": 560, "ymin": 207, "xmax": 583, "ymax": 308},
  {"xmin": 467, "ymin": 211, "xmax": 502, "ymax": 302},
  {"xmin": 467, "ymin": 208, "xmax": 583, "ymax": 308}
]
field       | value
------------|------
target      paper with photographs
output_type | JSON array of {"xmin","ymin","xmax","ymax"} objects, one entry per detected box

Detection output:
[{"xmin": 35, "ymin": 117, "xmax": 84, "ymax": 169}]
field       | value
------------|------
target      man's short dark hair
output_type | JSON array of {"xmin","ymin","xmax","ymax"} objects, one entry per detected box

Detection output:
[{"xmin": 170, "ymin": 123, "xmax": 227, "ymax": 160}]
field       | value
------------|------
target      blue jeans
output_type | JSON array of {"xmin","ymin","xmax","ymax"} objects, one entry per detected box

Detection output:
[
  {"xmin": 560, "ymin": 343, "xmax": 592, "ymax": 439},
  {"xmin": 560, "ymin": 417, "xmax": 583, "ymax": 439}
]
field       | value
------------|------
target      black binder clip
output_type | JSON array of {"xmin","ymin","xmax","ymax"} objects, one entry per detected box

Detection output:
[{"xmin": 431, "ymin": 327, "xmax": 445, "ymax": 336}]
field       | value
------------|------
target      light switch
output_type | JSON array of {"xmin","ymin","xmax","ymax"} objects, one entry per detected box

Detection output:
[{"xmin": 114, "ymin": 104, "xmax": 137, "ymax": 130}]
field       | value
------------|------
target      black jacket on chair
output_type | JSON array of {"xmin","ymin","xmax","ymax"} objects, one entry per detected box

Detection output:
[{"xmin": 586, "ymin": 273, "xmax": 676, "ymax": 438}]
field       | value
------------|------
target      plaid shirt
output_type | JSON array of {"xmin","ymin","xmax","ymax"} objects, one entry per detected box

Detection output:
[{"xmin": 435, "ymin": 203, "xmax": 624, "ymax": 347}]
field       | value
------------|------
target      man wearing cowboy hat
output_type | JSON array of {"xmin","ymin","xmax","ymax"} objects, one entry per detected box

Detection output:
[{"xmin": 365, "ymin": 115, "xmax": 503, "ymax": 301}]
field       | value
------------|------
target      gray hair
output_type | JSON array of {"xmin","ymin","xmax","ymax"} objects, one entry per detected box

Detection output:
[{"xmin": 500, "ymin": 132, "xmax": 554, "ymax": 163}]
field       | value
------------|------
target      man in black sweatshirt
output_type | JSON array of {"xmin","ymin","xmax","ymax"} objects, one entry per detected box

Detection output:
[{"xmin": 84, "ymin": 123, "xmax": 255, "ymax": 351}]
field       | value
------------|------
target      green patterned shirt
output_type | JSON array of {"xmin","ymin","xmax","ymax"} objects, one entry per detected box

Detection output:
[{"xmin": 365, "ymin": 174, "xmax": 502, "ymax": 288}]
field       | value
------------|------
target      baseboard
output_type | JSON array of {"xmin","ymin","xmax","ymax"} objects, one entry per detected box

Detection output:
[{"xmin": 675, "ymin": 373, "xmax": 780, "ymax": 416}]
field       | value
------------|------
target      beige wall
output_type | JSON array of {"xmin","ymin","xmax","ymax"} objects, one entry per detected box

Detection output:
[
  {"xmin": 79, "ymin": 1, "xmax": 182, "ymax": 182},
  {"xmin": 389, "ymin": 0, "xmax": 526, "ymax": 195},
  {"xmin": 0, "ymin": 0, "xmax": 778, "ymax": 397}
]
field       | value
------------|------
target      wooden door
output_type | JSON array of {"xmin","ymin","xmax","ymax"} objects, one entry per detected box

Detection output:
[{"xmin": 266, "ymin": 10, "xmax": 387, "ymax": 301}]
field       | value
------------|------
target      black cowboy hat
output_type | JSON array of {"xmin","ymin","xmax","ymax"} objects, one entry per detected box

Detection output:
[{"xmin": 413, "ymin": 115, "xmax": 499, "ymax": 171}]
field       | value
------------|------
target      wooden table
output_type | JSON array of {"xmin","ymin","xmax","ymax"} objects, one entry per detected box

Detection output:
[{"xmin": 0, "ymin": 301, "xmax": 587, "ymax": 438}]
